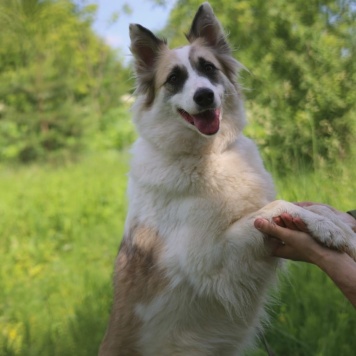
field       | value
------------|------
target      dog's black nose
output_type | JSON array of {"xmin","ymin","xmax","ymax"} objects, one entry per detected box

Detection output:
[{"xmin": 193, "ymin": 88, "xmax": 214, "ymax": 108}]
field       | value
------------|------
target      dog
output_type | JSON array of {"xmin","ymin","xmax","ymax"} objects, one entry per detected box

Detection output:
[{"xmin": 99, "ymin": 3, "xmax": 356, "ymax": 355}]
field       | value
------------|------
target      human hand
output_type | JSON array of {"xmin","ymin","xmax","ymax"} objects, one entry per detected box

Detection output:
[
  {"xmin": 254, "ymin": 214, "xmax": 334, "ymax": 264},
  {"xmin": 255, "ymin": 211, "xmax": 356, "ymax": 308}
]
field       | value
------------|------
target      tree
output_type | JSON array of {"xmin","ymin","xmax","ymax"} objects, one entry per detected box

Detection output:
[
  {"xmin": 0, "ymin": 0, "xmax": 132, "ymax": 162},
  {"xmin": 161, "ymin": 0, "xmax": 356, "ymax": 172}
]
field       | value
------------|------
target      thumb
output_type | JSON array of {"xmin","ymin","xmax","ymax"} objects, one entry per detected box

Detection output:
[{"xmin": 254, "ymin": 218, "xmax": 269, "ymax": 230}]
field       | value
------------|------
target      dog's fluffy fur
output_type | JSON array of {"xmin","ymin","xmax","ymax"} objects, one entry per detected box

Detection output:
[{"xmin": 99, "ymin": 3, "xmax": 356, "ymax": 355}]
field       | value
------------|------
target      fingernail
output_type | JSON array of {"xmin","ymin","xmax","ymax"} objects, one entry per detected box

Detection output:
[{"xmin": 254, "ymin": 218, "xmax": 264, "ymax": 229}]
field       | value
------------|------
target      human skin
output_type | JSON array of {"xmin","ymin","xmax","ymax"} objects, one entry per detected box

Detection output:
[{"xmin": 254, "ymin": 210, "xmax": 356, "ymax": 309}]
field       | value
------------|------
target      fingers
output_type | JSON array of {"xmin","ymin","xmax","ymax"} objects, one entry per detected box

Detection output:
[
  {"xmin": 272, "ymin": 213, "xmax": 309, "ymax": 233},
  {"xmin": 273, "ymin": 216, "xmax": 286, "ymax": 227},
  {"xmin": 254, "ymin": 217, "xmax": 310, "ymax": 246},
  {"xmin": 292, "ymin": 217, "xmax": 309, "ymax": 233},
  {"xmin": 275, "ymin": 213, "xmax": 299, "ymax": 230},
  {"xmin": 254, "ymin": 218, "xmax": 312, "ymax": 262},
  {"xmin": 254, "ymin": 218, "xmax": 294, "ymax": 240},
  {"xmin": 254, "ymin": 215, "xmax": 333, "ymax": 264}
]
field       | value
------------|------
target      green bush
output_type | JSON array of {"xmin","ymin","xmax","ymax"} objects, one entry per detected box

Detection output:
[
  {"xmin": 89, "ymin": 105, "xmax": 137, "ymax": 152},
  {"xmin": 0, "ymin": 0, "xmax": 133, "ymax": 163}
]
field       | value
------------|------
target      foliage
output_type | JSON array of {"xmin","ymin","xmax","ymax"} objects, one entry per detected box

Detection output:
[
  {"xmin": 0, "ymin": 0, "xmax": 133, "ymax": 163},
  {"xmin": 162, "ymin": 0, "xmax": 356, "ymax": 173},
  {"xmin": 88, "ymin": 102, "xmax": 137, "ymax": 152},
  {"xmin": 0, "ymin": 152, "xmax": 355, "ymax": 355}
]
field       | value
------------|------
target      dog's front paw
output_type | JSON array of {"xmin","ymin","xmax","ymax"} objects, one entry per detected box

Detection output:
[
  {"xmin": 258, "ymin": 200, "xmax": 356, "ymax": 261},
  {"xmin": 302, "ymin": 205, "xmax": 356, "ymax": 261}
]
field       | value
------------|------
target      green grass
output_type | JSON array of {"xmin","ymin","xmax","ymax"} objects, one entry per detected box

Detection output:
[
  {"xmin": 0, "ymin": 152, "xmax": 129, "ymax": 356},
  {"xmin": 0, "ymin": 151, "xmax": 355, "ymax": 355}
]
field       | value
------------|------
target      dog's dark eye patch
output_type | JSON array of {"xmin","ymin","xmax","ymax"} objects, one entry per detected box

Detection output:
[
  {"xmin": 196, "ymin": 57, "xmax": 219, "ymax": 83},
  {"xmin": 165, "ymin": 65, "xmax": 188, "ymax": 94}
]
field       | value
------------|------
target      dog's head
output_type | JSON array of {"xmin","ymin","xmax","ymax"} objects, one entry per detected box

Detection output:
[{"xmin": 130, "ymin": 2, "xmax": 246, "ymax": 153}]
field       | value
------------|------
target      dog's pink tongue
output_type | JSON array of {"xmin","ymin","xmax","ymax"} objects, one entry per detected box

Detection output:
[{"xmin": 192, "ymin": 109, "xmax": 220, "ymax": 135}]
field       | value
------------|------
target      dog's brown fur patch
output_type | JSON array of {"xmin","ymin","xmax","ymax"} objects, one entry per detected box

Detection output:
[{"xmin": 99, "ymin": 224, "xmax": 167, "ymax": 356}]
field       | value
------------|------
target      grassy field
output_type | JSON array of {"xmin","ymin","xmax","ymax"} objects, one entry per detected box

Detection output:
[{"xmin": 0, "ymin": 151, "xmax": 355, "ymax": 356}]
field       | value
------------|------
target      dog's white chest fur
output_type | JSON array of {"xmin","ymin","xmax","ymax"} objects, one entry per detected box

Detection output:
[
  {"xmin": 128, "ymin": 136, "xmax": 275, "ymax": 232},
  {"xmin": 125, "ymin": 136, "xmax": 277, "ymax": 355}
]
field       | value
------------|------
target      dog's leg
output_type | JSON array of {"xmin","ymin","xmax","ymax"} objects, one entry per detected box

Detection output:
[
  {"xmin": 301, "ymin": 204, "xmax": 356, "ymax": 259},
  {"xmin": 255, "ymin": 200, "xmax": 356, "ymax": 261}
]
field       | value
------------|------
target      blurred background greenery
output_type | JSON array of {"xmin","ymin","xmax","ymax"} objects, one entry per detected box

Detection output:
[{"xmin": 0, "ymin": 0, "xmax": 355, "ymax": 355}]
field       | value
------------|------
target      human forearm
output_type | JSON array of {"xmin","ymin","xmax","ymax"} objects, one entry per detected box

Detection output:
[
  {"xmin": 255, "ymin": 216, "xmax": 356, "ymax": 308},
  {"xmin": 313, "ymin": 250, "xmax": 356, "ymax": 309}
]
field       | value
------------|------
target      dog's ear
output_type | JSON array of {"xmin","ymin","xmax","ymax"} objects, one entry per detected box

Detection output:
[
  {"xmin": 186, "ymin": 2, "xmax": 229, "ymax": 53},
  {"xmin": 187, "ymin": 3, "xmax": 239, "ymax": 85},
  {"xmin": 129, "ymin": 24, "xmax": 167, "ymax": 105},
  {"xmin": 130, "ymin": 24, "xmax": 167, "ymax": 72}
]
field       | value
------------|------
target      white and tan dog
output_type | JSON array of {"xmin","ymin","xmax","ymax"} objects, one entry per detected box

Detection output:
[{"xmin": 99, "ymin": 3, "xmax": 356, "ymax": 355}]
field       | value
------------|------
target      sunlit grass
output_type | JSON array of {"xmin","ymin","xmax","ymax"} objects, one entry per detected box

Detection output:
[
  {"xmin": 0, "ymin": 152, "xmax": 129, "ymax": 356},
  {"xmin": 0, "ymin": 151, "xmax": 355, "ymax": 355}
]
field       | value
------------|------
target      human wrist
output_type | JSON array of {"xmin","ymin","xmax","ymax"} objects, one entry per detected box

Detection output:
[
  {"xmin": 309, "ymin": 246, "xmax": 337, "ymax": 268},
  {"xmin": 313, "ymin": 248, "xmax": 350, "ymax": 273}
]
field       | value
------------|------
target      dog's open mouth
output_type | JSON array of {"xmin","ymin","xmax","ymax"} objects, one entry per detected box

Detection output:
[{"xmin": 178, "ymin": 108, "xmax": 221, "ymax": 136}]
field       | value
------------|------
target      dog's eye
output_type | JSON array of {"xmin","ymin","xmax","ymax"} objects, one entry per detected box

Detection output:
[
  {"xmin": 167, "ymin": 74, "xmax": 178, "ymax": 84},
  {"xmin": 165, "ymin": 66, "xmax": 187, "ymax": 90},
  {"xmin": 204, "ymin": 63, "xmax": 215, "ymax": 73}
]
